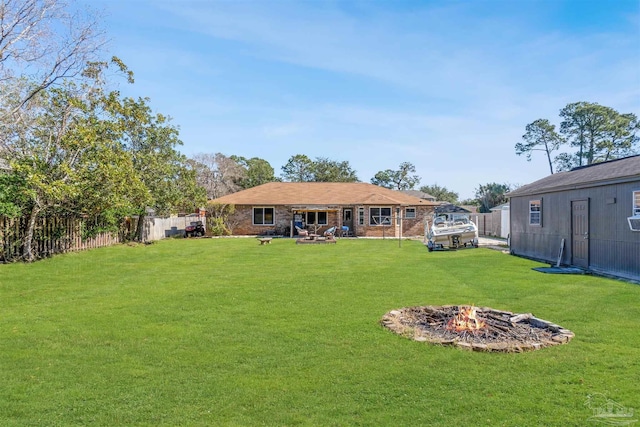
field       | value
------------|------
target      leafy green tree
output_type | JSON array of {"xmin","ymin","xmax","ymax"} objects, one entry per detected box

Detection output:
[
  {"xmin": 559, "ymin": 102, "xmax": 639, "ymax": 169},
  {"xmin": 0, "ymin": 172, "xmax": 25, "ymax": 217},
  {"xmin": 70, "ymin": 106, "xmax": 146, "ymax": 224},
  {"xmin": 8, "ymin": 87, "xmax": 88, "ymax": 260},
  {"xmin": 281, "ymin": 154, "xmax": 315, "ymax": 182},
  {"xmin": 281, "ymin": 154, "xmax": 359, "ymax": 182},
  {"xmin": 475, "ymin": 182, "xmax": 512, "ymax": 213},
  {"xmin": 419, "ymin": 184, "xmax": 458, "ymax": 203},
  {"xmin": 459, "ymin": 198, "xmax": 479, "ymax": 207},
  {"xmin": 116, "ymin": 96, "xmax": 205, "ymax": 240},
  {"xmin": 516, "ymin": 119, "xmax": 563, "ymax": 174},
  {"xmin": 311, "ymin": 157, "xmax": 359, "ymax": 182},
  {"xmin": 371, "ymin": 162, "xmax": 420, "ymax": 190},
  {"xmin": 4, "ymin": 57, "xmax": 204, "ymax": 254},
  {"xmin": 231, "ymin": 156, "xmax": 277, "ymax": 188},
  {"xmin": 3, "ymin": 69, "xmax": 145, "ymax": 259},
  {"xmin": 0, "ymin": 0, "xmax": 204, "ymax": 254},
  {"xmin": 599, "ymin": 112, "xmax": 639, "ymax": 161},
  {"xmin": 552, "ymin": 152, "xmax": 579, "ymax": 172},
  {"xmin": 206, "ymin": 201, "xmax": 236, "ymax": 235},
  {"xmin": 517, "ymin": 102, "xmax": 639, "ymax": 173}
]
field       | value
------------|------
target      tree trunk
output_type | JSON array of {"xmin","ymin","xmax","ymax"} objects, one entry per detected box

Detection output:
[
  {"xmin": 23, "ymin": 205, "xmax": 40, "ymax": 262},
  {"xmin": 135, "ymin": 213, "xmax": 146, "ymax": 242},
  {"xmin": 545, "ymin": 143, "xmax": 554, "ymax": 175}
]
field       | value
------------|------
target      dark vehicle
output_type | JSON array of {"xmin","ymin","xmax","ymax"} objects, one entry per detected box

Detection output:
[{"xmin": 185, "ymin": 221, "xmax": 205, "ymax": 237}]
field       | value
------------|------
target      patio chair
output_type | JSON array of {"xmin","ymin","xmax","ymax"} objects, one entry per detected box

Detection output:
[
  {"xmin": 323, "ymin": 226, "xmax": 336, "ymax": 239},
  {"xmin": 295, "ymin": 226, "xmax": 309, "ymax": 238}
]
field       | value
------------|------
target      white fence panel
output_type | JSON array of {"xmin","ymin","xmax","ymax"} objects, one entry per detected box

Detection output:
[{"xmin": 143, "ymin": 216, "xmax": 205, "ymax": 242}]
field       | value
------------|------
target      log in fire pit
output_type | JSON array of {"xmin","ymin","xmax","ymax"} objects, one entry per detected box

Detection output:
[{"xmin": 381, "ymin": 305, "xmax": 574, "ymax": 353}]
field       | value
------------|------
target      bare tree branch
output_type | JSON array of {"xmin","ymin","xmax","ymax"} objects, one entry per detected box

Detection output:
[{"xmin": 0, "ymin": 0, "xmax": 105, "ymax": 123}]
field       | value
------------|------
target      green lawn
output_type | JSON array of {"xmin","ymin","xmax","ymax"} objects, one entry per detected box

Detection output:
[{"xmin": 1, "ymin": 238, "xmax": 638, "ymax": 426}]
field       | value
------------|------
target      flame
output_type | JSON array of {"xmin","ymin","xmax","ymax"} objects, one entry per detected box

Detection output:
[{"xmin": 446, "ymin": 306, "xmax": 486, "ymax": 332}]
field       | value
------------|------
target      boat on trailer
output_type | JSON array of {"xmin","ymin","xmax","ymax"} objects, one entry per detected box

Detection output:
[{"xmin": 427, "ymin": 204, "xmax": 478, "ymax": 251}]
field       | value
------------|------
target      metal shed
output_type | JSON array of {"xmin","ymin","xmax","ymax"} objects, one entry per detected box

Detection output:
[{"xmin": 507, "ymin": 156, "xmax": 640, "ymax": 282}]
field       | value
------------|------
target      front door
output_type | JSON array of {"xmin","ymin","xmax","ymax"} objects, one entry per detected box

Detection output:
[
  {"xmin": 342, "ymin": 208, "xmax": 353, "ymax": 235},
  {"xmin": 571, "ymin": 199, "xmax": 589, "ymax": 268}
]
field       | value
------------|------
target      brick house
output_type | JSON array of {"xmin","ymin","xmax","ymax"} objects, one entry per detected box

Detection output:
[{"xmin": 209, "ymin": 182, "xmax": 438, "ymax": 238}]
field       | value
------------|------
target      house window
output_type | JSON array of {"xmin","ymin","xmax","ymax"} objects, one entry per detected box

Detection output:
[
  {"xmin": 634, "ymin": 191, "xmax": 640, "ymax": 216},
  {"xmin": 405, "ymin": 208, "xmax": 416, "ymax": 219},
  {"xmin": 370, "ymin": 207, "xmax": 392, "ymax": 225},
  {"xmin": 529, "ymin": 200, "xmax": 541, "ymax": 226},
  {"xmin": 253, "ymin": 207, "xmax": 274, "ymax": 225},
  {"xmin": 306, "ymin": 211, "xmax": 327, "ymax": 225},
  {"xmin": 358, "ymin": 208, "xmax": 365, "ymax": 225}
]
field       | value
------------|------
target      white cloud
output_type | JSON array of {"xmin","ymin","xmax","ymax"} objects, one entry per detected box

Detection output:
[{"xmin": 94, "ymin": 0, "xmax": 639, "ymax": 199}]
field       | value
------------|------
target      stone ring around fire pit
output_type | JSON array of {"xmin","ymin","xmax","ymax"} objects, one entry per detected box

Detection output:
[{"xmin": 381, "ymin": 305, "xmax": 575, "ymax": 353}]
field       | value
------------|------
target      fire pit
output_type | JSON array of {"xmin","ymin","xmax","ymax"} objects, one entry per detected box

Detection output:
[{"xmin": 381, "ymin": 305, "xmax": 574, "ymax": 352}]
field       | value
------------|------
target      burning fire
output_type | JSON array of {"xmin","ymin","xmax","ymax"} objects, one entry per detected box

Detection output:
[{"xmin": 446, "ymin": 306, "xmax": 486, "ymax": 333}]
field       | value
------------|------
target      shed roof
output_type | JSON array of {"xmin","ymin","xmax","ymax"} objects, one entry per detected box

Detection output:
[
  {"xmin": 210, "ymin": 182, "xmax": 437, "ymax": 206},
  {"xmin": 490, "ymin": 203, "xmax": 509, "ymax": 211},
  {"xmin": 507, "ymin": 155, "xmax": 640, "ymax": 197}
]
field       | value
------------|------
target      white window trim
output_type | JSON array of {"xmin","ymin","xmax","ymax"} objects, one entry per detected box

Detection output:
[
  {"xmin": 405, "ymin": 208, "xmax": 416, "ymax": 219},
  {"xmin": 529, "ymin": 199, "xmax": 541, "ymax": 226},
  {"xmin": 358, "ymin": 207, "xmax": 365, "ymax": 226},
  {"xmin": 633, "ymin": 191, "xmax": 640, "ymax": 216},
  {"xmin": 252, "ymin": 206, "xmax": 275, "ymax": 226}
]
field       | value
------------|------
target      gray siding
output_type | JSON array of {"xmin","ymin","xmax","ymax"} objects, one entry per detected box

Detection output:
[{"xmin": 510, "ymin": 181, "xmax": 640, "ymax": 281}]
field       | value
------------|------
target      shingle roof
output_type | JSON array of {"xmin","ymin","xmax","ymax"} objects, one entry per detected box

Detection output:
[
  {"xmin": 507, "ymin": 155, "xmax": 640, "ymax": 197},
  {"xmin": 434, "ymin": 204, "xmax": 471, "ymax": 214},
  {"xmin": 210, "ymin": 182, "xmax": 437, "ymax": 206},
  {"xmin": 401, "ymin": 190, "xmax": 436, "ymax": 200}
]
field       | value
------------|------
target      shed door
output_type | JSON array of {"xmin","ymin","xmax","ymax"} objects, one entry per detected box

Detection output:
[{"xmin": 571, "ymin": 199, "xmax": 589, "ymax": 268}]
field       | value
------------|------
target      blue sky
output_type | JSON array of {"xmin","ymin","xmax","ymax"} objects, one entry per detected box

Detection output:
[{"xmin": 84, "ymin": 0, "xmax": 639, "ymax": 199}]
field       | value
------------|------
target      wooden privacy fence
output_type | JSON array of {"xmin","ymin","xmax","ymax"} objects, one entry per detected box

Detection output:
[
  {"xmin": 1, "ymin": 214, "xmax": 206, "ymax": 262},
  {"xmin": 472, "ymin": 211, "xmax": 502, "ymax": 237},
  {"xmin": 0, "ymin": 216, "xmax": 124, "ymax": 262}
]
